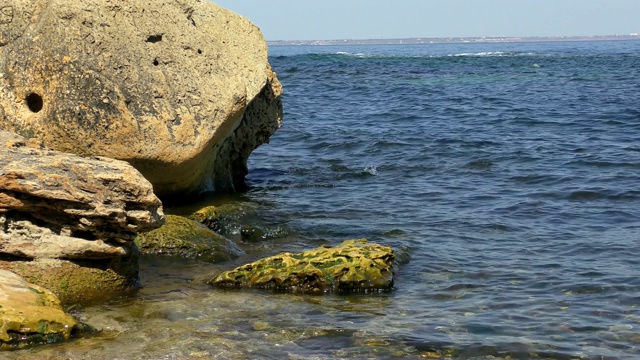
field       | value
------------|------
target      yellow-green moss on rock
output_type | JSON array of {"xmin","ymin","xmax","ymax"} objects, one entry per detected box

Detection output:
[
  {"xmin": 2, "ymin": 255, "xmax": 139, "ymax": 305},
  {"xmin": 188, "ymin": 206, "xmax": 221, "ymax": 232},
  {"xmin": 210, "ymin": 239, "xmax": 395, "ymax": 294},
  {"xmin": 0, "ymin": 270, "xmax": 80, "ymax": 350},
  {"xmin": 135, "ymin": 215, "xmax": 243, "ymax": 263},
  {"xmin": 188, "ymin": 203, "xmax": 255, "ymax": 234}
]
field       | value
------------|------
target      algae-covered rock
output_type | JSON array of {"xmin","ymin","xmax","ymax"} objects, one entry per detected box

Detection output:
[
  {"xmin": 240, "ymin": 225, "xmax": 267, "ymax": 242},
  {"xmin": 135, "ymin": 215, "xmax": 243, "ymax": 263},
  {"xmin": 0, "ymin": 270, "xmax": 80, "ymax": 350},
  {"xmin": 3, "ymin": 256, "xmax": 139, "ymax": 305},
  {"xmin": 189, "ymin": 204, "xmax": 287, "ymax": 242},
  {"xmin": 189, "ymin": 203, "xmax": 253, "ymax": 235},
  {"xmin": 210, "ymin": 239, "xmax": 395, "ymax": 294},
  {"xmin": 188, "ymin": 206, "xmax": 221, "ymax": 233}
]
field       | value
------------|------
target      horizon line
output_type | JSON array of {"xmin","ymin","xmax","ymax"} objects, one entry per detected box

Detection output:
[{"xmin": 266, "ymin": 34, "xmax": 640, "ymax": 45}]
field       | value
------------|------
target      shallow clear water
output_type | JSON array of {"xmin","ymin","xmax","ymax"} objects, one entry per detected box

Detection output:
[{"xmin": 11, "ymin": 40, "xmax": 640, "ymax": 359}]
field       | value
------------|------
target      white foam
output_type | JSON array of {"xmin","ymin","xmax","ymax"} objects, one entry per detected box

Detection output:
[{"xmin": 363, "ymin": 165, "xmax": 378, "ymax": 175}]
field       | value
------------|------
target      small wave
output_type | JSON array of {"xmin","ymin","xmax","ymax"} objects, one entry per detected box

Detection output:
[
  {"xmin": 382, "ymin": 229, "xmax": 407, "ymax": 237},
  {"xmin": 335, "ymin": 51, "xmax": 372, "ymax": 58},
  {"xmin": 510, "ymin": 174, "xmax": 556, "ymax": 184},
  {"xmin": 443, "ymin": 283, "xmax": 484, "ymax": 291},
  {"xmin": 567, "ymin": 189, "xmax": 640, "ymax": 202},
  {"xmin": 568, "ymin": 190, "xmax": 603, "ymax": 201},
  {"xmin": 466, "ymin": 159, "xmax": 494, "ymax": 169},
  {"xmin": 449, "ymin": 51, "xmax": 537, "ymax": 57},
  {"xmin": 451, "ymin": 51, "xmax": 507, "ymax": 57},
  {"xmin": 363, "ymin": 165, "xmax": 378, "ymax": 176},
  {"xmin": 567, "ymin": 159, "xmax": 640, "ymax": 169},
  {"xmin": 271, "ymin": 50, "xmax": 542, "ymax": 62}
]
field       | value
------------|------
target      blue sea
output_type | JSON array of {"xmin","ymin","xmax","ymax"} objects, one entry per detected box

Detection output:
[
  {"xmin": 246, "ymin": 40, "xmax": 640, "ymax": 359},
  {"xmin": 12, "ymin": 40, "xmax": 640, "ymax": 359}
]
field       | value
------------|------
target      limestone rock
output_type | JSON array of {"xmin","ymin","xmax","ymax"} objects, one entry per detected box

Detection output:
[
  {"xmin": 0, "ymin": 131, "xmax": 164, "ymax": 248},
  {"xmin": 210, "ymin": 239, "xmax": 395, "ymax": 294},
  {"xmin": 0, "ymin": 270, "xmax": 80, "ymax": 350},
  {"xmin": 0, "ymin": 0, "xmax": 283, "ymax": 197},
  {"xmin": 135, "ymin": 215, "xmax": 243, "ymax": 263},
  {"xmin": 0, "ymin": 131, "xmax": 164, "ymax": 303}
]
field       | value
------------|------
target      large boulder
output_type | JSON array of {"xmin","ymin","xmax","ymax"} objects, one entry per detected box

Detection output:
[
  {"xmin": 0, "ymin": 270, "xmax": 81, "ymax": 350},
  {"xmin": 0, "ymin": 0, "xmax": 282, "ymax": 197},
  {"xmin": 210, "ymin": 239, "xmax": 396, "ymax": 294},
  {"xmin": 0, "ymin": 131, "xmax": 164, "ymax": 303}
]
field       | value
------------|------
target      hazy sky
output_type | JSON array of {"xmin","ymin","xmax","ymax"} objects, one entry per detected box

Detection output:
[{"xmin": 213, "ymin": 0, "xmax": 640, "ymax": 41}]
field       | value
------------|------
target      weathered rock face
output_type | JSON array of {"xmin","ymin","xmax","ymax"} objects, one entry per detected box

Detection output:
[
  {"xmin": 0, "ymin": 269, "xmax": 81, "ymax": 350},
  {"xmin": 0, "ymin": 131, "xmax": 164, "ymax": 303},
  {"xmin": 210, "ymin": 239, "xmax": 396, "ymax": 294},
  {"xmin": 0, "ymin": 0, "xmax": 283, "ymax": 197}
]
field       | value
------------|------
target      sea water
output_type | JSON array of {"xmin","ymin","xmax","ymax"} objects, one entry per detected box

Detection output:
[{"xmin": 10, "ymin": 40, "xmax": 640, "ymax": 359}]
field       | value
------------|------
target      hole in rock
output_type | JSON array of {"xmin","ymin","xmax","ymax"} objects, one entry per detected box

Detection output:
[
  {"xmin": 153, "ymin": 58, "xmax": 159, "ymax": 66},
  {"xmin": 25, "ymin": 93, "xmax": 43, "ymax": 113},
  {"xmin": 197, "ymin": 49, "xmax": 202, "ymax": 54},
  {"xmin": 146, "ymin": 34, "xmax": 163, "ymax": 43},
  {"xmin": 71, "ymin": 230, "xmax": 98, "ymax": 241},
  {"xmin": 0, "ymin": 253, "xmax": 34, "ymax": 262}
]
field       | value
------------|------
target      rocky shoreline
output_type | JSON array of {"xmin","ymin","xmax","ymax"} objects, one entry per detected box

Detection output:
[{"xmin": 0, "ymin": 0, "xmax": 395, "ymax": 352}]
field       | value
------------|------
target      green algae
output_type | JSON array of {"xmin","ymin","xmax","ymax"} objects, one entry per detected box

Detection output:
[
  {"xmin": 0, "ymin": 270, "xmax": 84, "ymax": 350},
  {"xmin": 210, "ymin": 239, "xmax": 395, "ymax": 294},
  {"xmin": 135, "ymin": 215, "xmax": 243, "ymax": 263},
  {"xmin": 4, "ymin": 254, "xmax": 139, "ymax": 306},
  {"xmin": 187, "ymin": 206, "xmax": 221, "ymax": 232}
]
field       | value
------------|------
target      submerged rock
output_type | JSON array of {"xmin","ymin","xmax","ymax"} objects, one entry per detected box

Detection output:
[
  {"xmin": 188, "ymin": 203, "xmax": 284, "ymax": 242},
  {"xmin": 0, "ymin": 0, "xmax": 282, "ymax": 197},
  {"xmin": 188, "ymin": 206, "xmax": 221, "ymax": 233},
  {"xmin": 239, "ymin": 225, "xmax": 267, "ymax": 243},
  {"xmin": 0, "ymin": 270, "xmax": 81, "ymax": 350},
  {"xmin": 0, "ymin": 131, "xmax": 164, "ymax": 303},
  {"xmin": 210, "ymin": 239, "xmax": 395, "ymax": 294},
  {"xmin": 135, "ymin": 215, "xmax": 243, "ymax": 263}
]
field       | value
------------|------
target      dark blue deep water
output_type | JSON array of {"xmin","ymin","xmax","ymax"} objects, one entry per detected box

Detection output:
[
  {"xmin": 13, "ymin": 41, "xmax": 640, "ymax": 360},
  {"xmin": 244, "ymin": 41, "xmax": 640, "ymax": 359}
]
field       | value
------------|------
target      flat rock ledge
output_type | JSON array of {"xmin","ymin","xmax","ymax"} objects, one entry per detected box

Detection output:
[
  {"xmin": 0, "ymin": 131, "xmax": 165, "ymax": 304},
  {"xmin": 0, "ymin": 270, "xmax": 81, "ymax": 350},
  {"xmin": 210, "ymin": 239, "xmax": 395, "ymax": 294}
]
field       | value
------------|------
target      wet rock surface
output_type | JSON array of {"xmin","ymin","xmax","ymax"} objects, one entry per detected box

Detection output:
[
  {"xmin": 0, "ymin": 270, "xmax": 81, "ymax": 350},
  {"xmin": 211, "ymin": 239, "xmax": 395, "ymax": 294},
  {"xmin": 0, "ymin": 0, "xmax": 282, "ymax": 196},
  {"xmin": 187, "ymin": 206, "xmax": 221, "ymax": 233},
  {"xmin": 135, "ymin": 215, "xmax": 243, "ymax": 263},
  {"xmin": 0, "ymin": 131, "xmax": 164, "ymax": 303}
]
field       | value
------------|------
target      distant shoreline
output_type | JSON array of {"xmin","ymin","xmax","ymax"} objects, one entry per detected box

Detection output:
[{"xmin": 267, "ymin": 34, "xmax": 640, "ymax": 46}]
